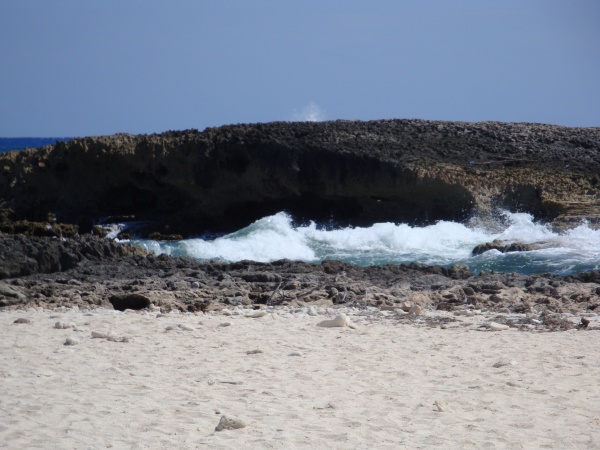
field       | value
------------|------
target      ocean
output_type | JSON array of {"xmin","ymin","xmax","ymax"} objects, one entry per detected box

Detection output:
[
  {"xmin": 0, "ymin": 137, "xmax": 71, "ymax": 154},
  {"xmin": 131, "ymin": 211, "xmax": 600, "ymax": 276},
  {"xmin": 2, "ymin": 138, "xmax": 598, "ymax": 276}
]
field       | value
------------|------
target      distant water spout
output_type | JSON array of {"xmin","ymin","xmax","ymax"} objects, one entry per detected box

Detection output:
[{"xmin": 293, "ymin": 101, "xmax": 326, "ymax": 122}]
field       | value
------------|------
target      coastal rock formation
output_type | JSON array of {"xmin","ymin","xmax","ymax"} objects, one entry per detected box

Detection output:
[
  {"xmin": 0, "ymin": 120, "xmax": 598, "ymax": 236},
  {"xmin": 0, "ymin": 233, "xmax": 598, "ymax": 325}
]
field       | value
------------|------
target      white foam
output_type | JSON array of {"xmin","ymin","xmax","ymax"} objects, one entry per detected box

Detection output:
[{"xmin": 134, "ymin": 211, "xmax": 600, "ymax": 274}]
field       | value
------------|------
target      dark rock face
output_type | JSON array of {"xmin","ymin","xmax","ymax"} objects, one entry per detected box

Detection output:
[
  {"xmin": 0, "ymin": 120, "xmax": 598, "ymax": 236},
  {"xmin": 0, "ymin": 234, "xmax": 147, "ymax": 279}
]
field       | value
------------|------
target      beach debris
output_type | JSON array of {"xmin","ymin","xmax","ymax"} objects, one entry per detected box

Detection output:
[
  {"xmin": 215, "ymin": 415, "xmax": 246, "ymax": 431},
  {"xmin": 313, "ymin": 402, "xmax": 336, "ymax": 410},
  {"xmin": 577, "ymin": 317, "xmax": 590, "ymax": 330},
  {"xmin": 245, "ymin": 310, "xmax": 268, "ymax": 318},
  {"xmin": 488, "ymin": 322, "xmax": 510, "ymax": 331},
  {"xmin": 91, "ymin": 331, "xmax": 110, "ymax": 338},
  {"xmin": 13, "ymin": 318, "xmax": 31, "ymax": 324},
  {"xmin": 493, "ymin": 358, "xmax": 518, "ymax": 368},
  {"xmin": 434, "ymin": 400, "xmax": 450, "ymax": 412},
  {"xmin": 55, "ymin": 321, "xmax": 74, "ymax": 329},
  {"xmin": 91, "ymin": 331, "xmax": 129, "ymax": 343},
  {"xmin": 106, "ymin": 336, "xmax": 130, "ymax": 343},
  {"xmin": 246, "ymin": 349, "xmax": 263, "ymax": 355},
  {"xmin": 409, "ymin": 305, "xmax": 422, "ymax": 316},
  {"xmin": 64, "ymin": 336, "xmax": 81, "ymax": 346},
  {"xmin": 400, "ymin": 301, "xmax": 414, "ymax": 312},
  {"xmin": 317, "ymin": 313, "xmax": 357, "ymax": 329}
]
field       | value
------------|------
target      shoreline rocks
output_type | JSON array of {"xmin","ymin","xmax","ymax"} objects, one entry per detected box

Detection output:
[{"xmin": 0, "ymin": 234, "xmax": 597, "ymax": 328}]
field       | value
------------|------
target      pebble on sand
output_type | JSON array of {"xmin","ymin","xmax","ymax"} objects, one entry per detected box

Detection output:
[
  {"xmin": 489, "ymin": 322, "xmax": 510, "ymax": 331},
  {"xmin": 317, "ymin": 313, "xmax": 358, "ymax": 329},
  {"xmin": 13, "ymin": 318, "xmax": 31, "ymax": 324},
  {"xmin": 64, "ymin": 336, "xmax": 81, "ymax": 346},
  {"xmin": 214, "ymin": 415, "xmax": 247, "ymax": 431},
  {"xmin": 409, "ymin": 305, "xmax": 422, "ymax": 316},
  {"xmin": 245, "ymin": 310, "xmax": 268, "ymax": 318}
]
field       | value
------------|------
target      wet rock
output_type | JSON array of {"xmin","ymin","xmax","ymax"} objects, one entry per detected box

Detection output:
[{"xmin": 472, "ymin": 240, "xmax": 541, "ymax": 256}]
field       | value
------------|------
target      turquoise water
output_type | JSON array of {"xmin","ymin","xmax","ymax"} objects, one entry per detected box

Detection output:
[{"xmin": 132, "ymin": 211, "xmax": 600, "ymax": 275}]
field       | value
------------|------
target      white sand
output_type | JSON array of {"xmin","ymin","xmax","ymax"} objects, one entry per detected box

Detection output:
[{"xmin": 1, "ymin": 307, "xmax": 599, "ymax": 449}]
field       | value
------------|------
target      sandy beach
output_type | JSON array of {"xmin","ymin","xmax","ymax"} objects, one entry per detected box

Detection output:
[{"xmin": 1, "ymin": 306, "xmax": 598, "ymax": 449}]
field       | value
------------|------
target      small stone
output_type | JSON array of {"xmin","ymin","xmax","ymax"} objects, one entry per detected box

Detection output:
[
  {"xmin": 55, "ymin": 321, "xmax": 73, "ymax": 329},
  {"xmin": 400, "ymin": 301, "xmax": 414, "ymax": 312},
  {"xmin": 64, "ymin": 337, "xmax": 81, "ymax": 346},
  {"xmin": 489, "ymin": 322, "xmax": 510, "ymax": 331},
  {"xmin": 178, "ymin": 324, "xmax": 195, "ymax": 331},
  {"xmin": 409, "ymin": 305, "xmax": 422, "ymax": 315},
  {"xmin": 191, "ymin": 281, "xmax": 200, "ymax": 289},
  {"xmin": 91, "ymin": 331, "xmax": 109, "ymax": 339},
  {"xmin": 317, "ymin": 313, "xmax": 357, "ymax": 329},
  {"xmin": 434, "ymin": 400, "xmax": 449, "ymax": 412},
  {"xmin": 288, "ymin": 352, "xmax": 303, "ymax": 357},
  {"xmin": 577, "ymin": 317, "xmax": 590, "ymax": 329},
  {"xmin": 13, "ymin": 318, "xmax": 31, "ymax": 324},
  {"xmin": 245, "ymin": 311, "xmax": 267, "ymax": 318},
  {"xmin": 215, "ymin": 415, "xmax": 246, "ymax": 431},
  {"xmin": 106, "ymin": 336, "xmax": 129, "ymax": 343},
  {"xmin": 219, "ymin": 322, "xmax": 232, "ymax": 327},
  {"xmin": 493, "ymin": 358, "xmax": 517, "ymax": 368},
  {"xmin": 246, "ymin": 349, "xmax": 263, "ymax": 355}
]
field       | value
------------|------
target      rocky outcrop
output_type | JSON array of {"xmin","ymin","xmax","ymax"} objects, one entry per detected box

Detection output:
[
  {"xmin": 0, "ymin": 235, "xmax": 597, "ymax": 321},
  {"xmin": 0, "ymin": 234, "xmax": 147, "ymax": 279},
  {"xmin": 0, "ymin": 120, "xmax": 598, "ymax": 236}
]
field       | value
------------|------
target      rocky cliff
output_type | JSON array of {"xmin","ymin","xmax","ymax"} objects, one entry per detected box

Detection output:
[{"xmin": 0, "ymin": 119, "xmax": 598, "ymax": 236}]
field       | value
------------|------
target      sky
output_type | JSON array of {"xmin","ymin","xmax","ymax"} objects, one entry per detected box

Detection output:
[{"xmin": 1, "ymin": 0, "xmax": 599, "ymax": 137}]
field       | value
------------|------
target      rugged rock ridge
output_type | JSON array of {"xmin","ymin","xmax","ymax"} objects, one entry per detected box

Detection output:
[{"xmin": 0, "ymin": 119, "xmax": 598, "ymax": 235}]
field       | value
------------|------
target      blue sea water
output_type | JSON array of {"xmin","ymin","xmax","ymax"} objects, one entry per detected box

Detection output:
[
  {"xmin": 131, "ymin": 211, "xmax": 600, "ymax": 276},
  {"xmin": 0, "ymin": 137, "xmax": 71, "ymax": 154}
]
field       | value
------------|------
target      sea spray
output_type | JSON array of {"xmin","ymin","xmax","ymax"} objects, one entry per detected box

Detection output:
[{"xmin": 133, "ymin": 211, "xmax": 600, "ymax": 275}]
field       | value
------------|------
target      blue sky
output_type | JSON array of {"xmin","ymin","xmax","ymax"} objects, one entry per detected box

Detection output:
[{"xmin": 1, "ymin": 0, "xmax": 599, "ymax": 137}]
